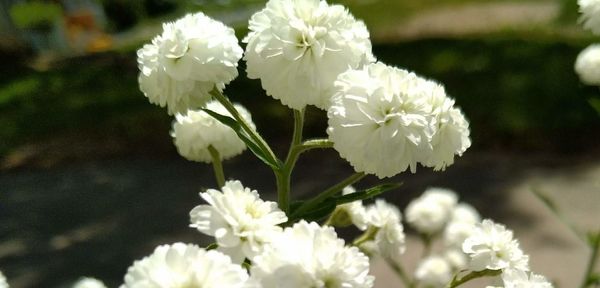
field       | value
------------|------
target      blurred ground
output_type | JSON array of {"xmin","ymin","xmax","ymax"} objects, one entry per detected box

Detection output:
[
  {"xmin": 1, "ymin": 0, "xmax": 599, "ymax": 287},
  {"xmin": 1, "ymin": 148, "xmax": 599, "ymax": 287}
]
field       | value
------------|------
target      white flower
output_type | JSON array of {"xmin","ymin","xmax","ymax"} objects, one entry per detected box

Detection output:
[
  {"xmin": 575, "ymin": 44, "xmax": 600, "ymax": 85},
  {"xmin": 451, "ymin": 203, "xmax": 480, "ymax": 224},
  {"xmin": 327, "ymin": 62, "xmax": 437, "ymax": 178},
  {"xmin": 405, "ymin": 188, "xmax": 458, "ymax": 234},
  {"xmin": 443, "ymin": 221, "xmax": 476, "ymax": 248},
  {"xmin": 414, "ymin": 256, "xmax": 452, "ymax": 288},
  {"xmin": 443, "ymin": 249, "xmax": 468, "ymax": 270},
  {"xmin": 244, "ymin": 0, "xmax": 375, "ymax": 110},
  {"xmin": 138, "ymin": 12, "xmax": 243, "ymax": 115},
  {"xmin": 172, "ymin": 101, "xmax": 254, "ymax": 163},
  {"xmin": 501, "ymin": 269, "xmax": 554, "ymax": 288},
  {"xmin": 121, "ymin": 243, "xmax": 249, "ymax": 288},
  {"xmin": 420, "ymin": 80, "xmax": 471, "ymax": 171},
  {"xmin": 190, "ymin": 180, "xmax": 287, "ymax": 262},
  {"xmin": 0, "ymin": 270, "xmax": 7, "ymax": 288},
  {"xmin": 462, "ymin": 219, "xmax": 530, "ymax": 272},
  {"xmin": 364, "ymin": 200, "xmax": 406, "ymax": 264},
  {"xmin": 72, "ymin": 277, "xmax": 106, "ymax": 288},
  {"xmin": 251, "ymin": 221, "xmax": 374, "ymax": 288},
  {"xmin": 329, "ymin": 186, "xmax": 370, "ymax": 230},
  {"xmin": 579, "ymin": 0, "xmax": 600, "ymax": 35}
]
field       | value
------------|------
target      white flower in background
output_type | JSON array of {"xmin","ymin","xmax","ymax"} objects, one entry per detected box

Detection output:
[
  {"xmin": 327, "ymin": 62, "xmax": 436, "ymax": 178},
  {"xmin": 462, "ymin": 219, "xmax": 530, "ymax": 272},
  {"xmin": 244, "ymin": 0, "xmax": 375, "ymax": 110},
  {"xmin": 251, "ymin": 221, "xmax": 374, "ymax": 288},
  {"xmin": 579, "ymin": 0, "xmax": 600, "ymax": 35},
  {"xmin": 414, "ymin": 256, "xmax": 452, "ymax": 288},
  {"xmin": 364, "ymin": 200, "xmax": 406, "ymax": 264},
  {"xmin": 443, "ymin": 221, "xmax": 476, "ymax": 248},
  {"xmin": 72, "ymin": 277, "xmax": 107, "ymax": 288},
  {"xmin": 501, "ymin": 269, "xmax": 553, "ymax": 288},
  {"xmin": 121, "ymin": 243, "xmax": 249, "ymax": 288},
  {"xmin": 422, "ymin": 81, "xmax": 471, "ymax": 171},
  {"xmin": 172, "ymin": 101, "xmax": 254, "ymax": 163},
  {"xmin": 405, "ymin": 188, "xmax": 458, "ymax": 234},
  {"xmin": 575, "ymin": 44, "xmax": 600, "ymax": 85},
  {"xmin": 190, "ymin": 180, "xmax": 287, "ymax": 262},
  {"xmin": 451, "ymin": 203, "xmax": 480, "ymax": 224},
  {"xmin": 330, "ymin": 186, "xmax": 370, "ymax": 230},
  {"xmin": 138, "ymin": 12, "xmax": 243, "ymax": 114},
  {"xmin": 443, "ymin": 249, "xmax": 468, "ymax": 271},
  {"xmin": 0, "ymin": 270, "xmax": 7, "ymax": 288}
]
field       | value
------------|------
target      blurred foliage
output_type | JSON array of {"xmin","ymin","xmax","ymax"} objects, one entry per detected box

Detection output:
[
  {"xmin": 2, "ymin": 36, "xmax": 599, "ymax": 159},
  {"xmin": 9, "ymin": 1, "xmax": 62, "ymax": 30}
]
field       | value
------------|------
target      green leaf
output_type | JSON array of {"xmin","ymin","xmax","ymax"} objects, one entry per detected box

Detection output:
[
  {"xmin": 333, "ymin": 183, "xmax": 402, "ymax": 205},
  {"xmin": 288, "ymin": 183, "xmax": 401, "ymax": 223},
  {"xmin": 205, "ymin": 243, "xmax": 218, "ymax": 250},
  {"xmin": 202, "ymin": 108, "xmax": 280, "ymax": 169},
  {"xmin": 589, "ymin": 97, "xmax": 600, "ymax": 116}
]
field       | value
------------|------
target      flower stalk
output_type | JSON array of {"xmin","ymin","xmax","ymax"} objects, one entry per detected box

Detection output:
[
  {"xmin": 208, "ymin": 145, "xmax": 225, "ymax": 187},
  {"xmin": 446, "ymin": 269, "xmax": 501, "ymax": 288}
]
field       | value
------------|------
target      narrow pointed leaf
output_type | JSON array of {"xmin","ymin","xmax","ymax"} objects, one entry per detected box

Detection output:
[
  {"xmin": 333, "ymin": 183, "xmax": 402, "ymax": 205},
  {"xmin": 202, "ymin": 108, "xmax": 280, "ymax": 169}
]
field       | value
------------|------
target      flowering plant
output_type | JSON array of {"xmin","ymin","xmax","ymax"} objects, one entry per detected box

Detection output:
[{"xmin": 13, "ymin": 0, "xmax": 600, "ymax": 287}]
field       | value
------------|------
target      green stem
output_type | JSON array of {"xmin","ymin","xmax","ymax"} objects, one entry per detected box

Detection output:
[
  {"xmin": 292, "ymin": 172, "xmax": 366, "ymax": 218},
  {"xmin": 422, "ymin": 234, "xmax": 433, "ymax": 258},
  {"xmin": 276, "ymin": 109, "xmax": 305, "ymax": 213},
  {"xmin": 207, "ymin": 145, "xmax": 225, "ymax": 188},
  {"xmin": 211, "ymin": 89, "xmax": 279, "ymax": 167},
  {"xmin": 352, "ymin": 226, "xmax": 378, "ymax": 246},
  {"xmin": 581, "ymin": 232, "xmax": 600, "ymax": 288},
  {"xmin": 447, "ymin": 270, "xmax": 501, "ymax": 288}
]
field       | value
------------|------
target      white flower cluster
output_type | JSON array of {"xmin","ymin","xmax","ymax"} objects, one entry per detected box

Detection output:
[
  {"xmin": 327, "ymin": 62, "xmax": 470, "ymax": 178},
  {"xmin": 576, "ymin": 0, "xmax": 600, "ymax": 85},
  {"xmin": 190, "ymin": 180, "xmax": 287, "ymax": 262},
  {"xmin": 121, "ymin": 243, "xmax": 250, "ymax": 288},
  {"xmin": 171, "ymin": 101, "xmax": 255, "ymax": 163},
  {"xmin": 244, "ymin": 0, "xmax": 375, "ymax": 110},
  {"xmin": 137, "ymin": 12, "xmax": 243, "ymax": 115}
]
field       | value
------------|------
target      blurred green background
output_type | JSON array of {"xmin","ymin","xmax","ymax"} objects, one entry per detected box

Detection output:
[
  {"xmin": 1, "ymin": 0, "xmax": 599, "ymax": 168},
  {"xmin": 1, "ymin": 0, "xmax": 600, "ymax": 287}
]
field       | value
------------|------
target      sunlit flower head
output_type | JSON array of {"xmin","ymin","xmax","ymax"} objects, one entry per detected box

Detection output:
[
  {"xmin": 327, "ymin": 62, "xmax": 436, "ymax": 178},
  {"xmin": 405, "ymin": 188, "xmax": 458, "ymax": 234},
  {"xmin": 251, "ymin": 221, "xmax": 374, "ymax": 288},
  {"xmin": 138, "ymin": 12, "xmax": 243, "ymax": 114},
  {"xmin": 190, "ymin": 180, "xmax": 287, "ymax": 262},
  {"xmin": 579, "ymin": 0, "xmax": 600, "ymax": 35},
  {"xmin": 244, "ymin": 0, "xmax": 375, "ymax": 110},
  {"xmin": 501, "ymin": 269, "xmax": 554, "ymax": 288},
  {"xmin": 462, "ymin": 219, "xmax": 529, "ymax": 272},
  {"xmin": 121, "ymin": 243, "xmax": 249, "ymax": 288}
]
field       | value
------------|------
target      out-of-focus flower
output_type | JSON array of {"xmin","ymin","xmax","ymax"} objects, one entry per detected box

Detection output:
[
  {"xmin": 579, "ymin": 0, "xmax": 600, "ymax": 35},
  {"xmin": 414, "ymin": 256, "xmax": 452, "ymax": 288},
  {"xmin": 462, "ymin": 220, "xmax": 529, "ymax": 272},
  {"xmin": 364, "ymin": 200, "xmax": 406, "ymax": 264},
  {"xmin": 121, "ymin": 243, "xmax": 249, "ymax": 288},
  {"xmin": 451, "ymin": 203, "xmax": 480, "ymax": 224},
  {"xmin": 575, "ymin": 44, "xmax": 600, "ymax": 85},
  {"xmin": 190, "ymin": 180, "xmax": 287, "ymax": 262},
  {"xmin": 405, "ymin": 188, "xmax": 458, "ymax": 234},
  {"xmin": 444, "ymin": 249, "xmax": 468, "ymax": 271},
  {"xmin": 244, "ymin": 0, "xmax": 374, "ymax": 110},
  {"xmin": 0, "ymin": 270, "xmax": 7, "ymax": 288},
  {"xmin": 501, "ymin": 269, "xmax": 554, "ymax": 288},
  {"xmin": 72, "ymin": 277, "xmax": 106, "ymax": 288},
  {"xmin": 172, "ymin": 101, "xmax": 254, "ymax": 163},
  {"xmin": 251, "ymin": 221, "xmax": 374, "ymax": 288},
  {"xmin": 138, "ymin": 13, "xmax": 243, "ymax": 114}
]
